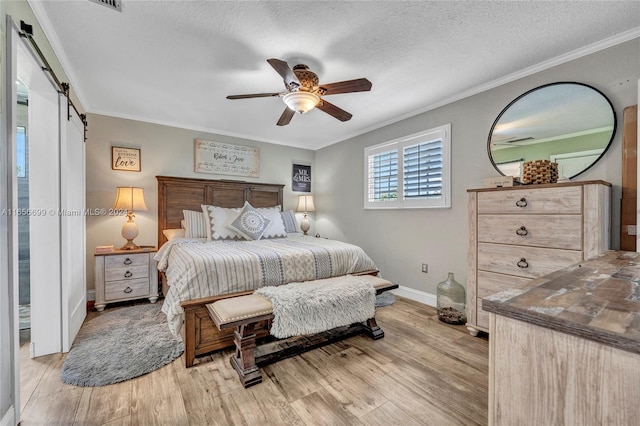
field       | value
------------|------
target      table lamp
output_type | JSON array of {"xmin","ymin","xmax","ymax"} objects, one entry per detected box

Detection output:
[
  {"xmin": 113, "ymin": 186, "xmax": 148, "ymax": 250},
  {"xmin": 295, "ymin": 195, "xmax": 316, "ymax": 235}
]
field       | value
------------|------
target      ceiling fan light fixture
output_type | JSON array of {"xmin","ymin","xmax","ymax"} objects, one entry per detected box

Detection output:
[{"xmin": 283, "ymin": 92, "xmax": 320, "ymax": 114}]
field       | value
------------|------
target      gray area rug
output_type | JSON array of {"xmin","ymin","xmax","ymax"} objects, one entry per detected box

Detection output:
[
  {"xmin": 376, "ymin": 291, "xmax": 396, "ymax": 307},
  {"xmin": 61, "ymin": 303, "xmax": 183, "ymax": 387}
]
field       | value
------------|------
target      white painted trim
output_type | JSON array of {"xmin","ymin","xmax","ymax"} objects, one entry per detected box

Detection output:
[
  {"xmin": 0, "ymin": 406, "xmax": 15, "ymax": 426},
  {"xmin": 87, "ymin": 289, "xmax": 95, "ymax": 302},
  {"xmin": 391, "ymin": 285, "xmax": 437, "ymax": 308}
]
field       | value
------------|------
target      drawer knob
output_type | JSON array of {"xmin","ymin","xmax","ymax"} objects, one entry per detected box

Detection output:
[
  {"xmin": 517, "ymin": 258, "xmax": 529, "ymax": 268},
  {"xmin": 515, "ymin": 197, "xmax": 528, "ymax": 208},
  {"xmin": 124, "ymin": 286, "xmax": 133, "ymax": 294},
  {"xmin": 123, "ymin": 258, "xmax": 133, "ymax": 265},
  {"xmin": 124, "ymin": 271, "xmax": 133, "ymax": 278},
  {"xmin": 516, "ymin": 226, "xmax": 529, "ymax": 236}
]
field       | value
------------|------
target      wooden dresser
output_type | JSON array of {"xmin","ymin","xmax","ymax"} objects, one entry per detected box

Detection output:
[{"xmin": 466, "ymin": 180, "xmax": 611, "ymax": 336}]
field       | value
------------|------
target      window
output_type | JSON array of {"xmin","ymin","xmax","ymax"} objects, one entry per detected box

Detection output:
[
  {"xmin": 495, "ymin": 159, "xmax": 523, "ymax": 180},
  {"xmin": 364, "ymin": 124, "xmax": 450, "ymax": 209}
]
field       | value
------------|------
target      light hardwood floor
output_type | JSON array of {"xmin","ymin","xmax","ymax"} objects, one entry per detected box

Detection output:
[{"xmin": 19, "ymin": 297, "xmax": 489, "ymax": 425}]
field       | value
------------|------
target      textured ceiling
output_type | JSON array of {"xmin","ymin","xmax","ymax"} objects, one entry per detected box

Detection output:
[{"xmin": 29, "ymin": 1, "xmax": 640, "ymax": 150}]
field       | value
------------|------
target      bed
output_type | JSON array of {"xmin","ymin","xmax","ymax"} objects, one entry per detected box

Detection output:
[{"xmin": 156, "ymin": 176, "xmax": 379, "ymax": 367}]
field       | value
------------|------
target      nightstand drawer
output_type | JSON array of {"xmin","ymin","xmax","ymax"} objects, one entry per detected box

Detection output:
[
  {"xmin": 105, "ymin": 265, "xmax": 149, "ymax": 282},
  {"xmin": 105, "ymin": 253, "xmax": 149, "ymax": 269},
  {"xmin": 105, "ymin": 278, "xmax": 150, "ymax": 301}
]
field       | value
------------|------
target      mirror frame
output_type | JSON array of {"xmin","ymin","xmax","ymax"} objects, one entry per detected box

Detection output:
[{"xmin": 487, "ymin": 81, "xmax": 617, "ymax": 180}]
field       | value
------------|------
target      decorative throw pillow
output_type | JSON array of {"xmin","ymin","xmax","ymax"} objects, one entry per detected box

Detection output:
[
  {"xmin": 201, "ymin": 205, "xmax": 243, "ymax": 240},
  {"xmin": 256, "ymin": 206, "xmax": 287, "ymax": 238},
  {"xmin": 182, "ymin": 210, "xmax": 208, "ymax": 238},
  {"xmin": 162, "ymin": 228, "xmax": 186, "ymax": 241},
  {"xmin": 227, "ymin": 202, "xmax": 271, "ymax": 241},
  {"xmin": 280, "ymin": 210, "xmax": 299, "ymax": 233}
]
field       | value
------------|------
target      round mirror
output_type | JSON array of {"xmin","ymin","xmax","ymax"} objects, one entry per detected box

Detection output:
[{"xmin": 488, "ymin": 82, "xmax": 616, "ymax": 180}]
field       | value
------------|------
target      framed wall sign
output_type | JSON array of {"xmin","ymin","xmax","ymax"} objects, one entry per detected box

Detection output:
[
  {"xmin": 194, "ymin": 139, "xmax": 260, "ymax": 177},
  {"xmin": 111, "ymin": 146, "xmax": 141, "ymax": 172},
  {"xmin": 292, "ymin": 163, "xmax": 311, "ymax": 192}
]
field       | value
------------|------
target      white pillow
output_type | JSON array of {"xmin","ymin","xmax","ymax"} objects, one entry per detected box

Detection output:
[
  {"xmin": 162, "ymin": 228, "xmax": 186, "ymax": 241},
  {"xmin": 256, "ymin": 206, "xmax": 287, "ymax": 238},
  {"xmin": 280, "ymin": 210, "xmax": 299, "ymax": 233},
  {"xmin": 201, "ymin": 205, "xmax": 243, "ymax": 240},
  {"xmin": 182, "ymin": 210, "xmax": 208, "ymax": 238},
  {"xmin": 227, "ymin": 202, "xmax": 271, "ymax": 241}
]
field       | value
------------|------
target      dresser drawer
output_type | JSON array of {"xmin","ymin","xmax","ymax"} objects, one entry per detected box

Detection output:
[
  {"xmin": 477, "ymin": 186, "xmax": 582, "ymax": 214},
  {"xmin": 104, "ymin": 265, "xmax": 149, "ymax": 282},
  {"xmin": 478, "ymin": 214, "xmax": 582, "ymax": 250},
  {"xmin": 477, "ymin": 270, "xmax": 533, "ymax": 299},
  {"xmin": 105, "ymin": 253, "xmax": 149, "ymax": 269},
  {"xmin": 475, "ymin": 271, "xmax": 533, "ymax": 329},
  {"xmin": 104, "ymin": 278, "xmax": 150, "ymax": 301},
  {"xmin": 477, "ymin": 243, "xmax": 583, "ymax": 278}
]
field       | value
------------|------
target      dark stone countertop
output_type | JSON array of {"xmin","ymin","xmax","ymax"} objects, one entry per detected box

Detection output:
[{"xmin": 482, "ymin": 250, "xmax": 640, "ymax": 355}]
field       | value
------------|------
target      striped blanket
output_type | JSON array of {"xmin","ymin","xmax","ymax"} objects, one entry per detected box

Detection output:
[{"xmin": 156, "ymin": 235, "xmax": 378, "ymax": 335}]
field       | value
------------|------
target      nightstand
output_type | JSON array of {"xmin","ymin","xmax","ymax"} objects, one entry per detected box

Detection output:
[{"xmin": 94, "ymin": 247, "xmax": 158, "ymax": 312}]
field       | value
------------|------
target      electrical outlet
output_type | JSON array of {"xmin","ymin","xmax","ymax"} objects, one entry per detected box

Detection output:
[
  {"xmin": 421, "ymin": 263, "xmax": 428, "ymax": 273},
  {"xmin": 628, "ymin": 225, "xmax": 637, "ymax": 236}
]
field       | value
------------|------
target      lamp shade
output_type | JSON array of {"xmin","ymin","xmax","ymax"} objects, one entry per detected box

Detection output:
[
  {"xmin": 296, "ymin": 195, "xmax": 316, "ymax": 213},
  {"xmin": 283, "ymin": 92, "xmax": 320, "ymax": 114},
  {"xmin": 113, "ymin": 187, "xmax": 148, "ymax": 212}
]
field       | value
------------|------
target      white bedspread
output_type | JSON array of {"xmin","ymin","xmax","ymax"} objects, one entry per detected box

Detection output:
[{"xmin": 156, "ymin": 235, "xmax": 378, "ymax": 335}]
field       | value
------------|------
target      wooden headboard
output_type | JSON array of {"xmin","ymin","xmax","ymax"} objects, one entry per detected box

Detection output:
[{"xmin": 156, "ymin": 176, "xmax": 284, "ymax": 247}]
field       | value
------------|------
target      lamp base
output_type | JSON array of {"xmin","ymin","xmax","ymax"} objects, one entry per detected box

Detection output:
[
  {"xmin": 300, "ymin": 215, "xmax": 311, "ymax": 236},
  {"xmin": 120, "ymin": 215, "xmax": 140, "ymax": 250},
  {"xmin": 119, "ymin": 240, "xmax": 140, "ymax": 251}
]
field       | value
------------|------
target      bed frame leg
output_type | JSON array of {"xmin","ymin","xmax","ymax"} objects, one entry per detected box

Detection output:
[
  {"xmin": 229, "ymin": 323, "xmax": 262, "ymax": 388},
  {"xmin": 364, "ymin": 317, "xmax": 384, "ymax": 340}
]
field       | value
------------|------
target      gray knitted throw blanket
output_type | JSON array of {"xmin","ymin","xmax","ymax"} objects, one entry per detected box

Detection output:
[{"xmin": 254, "ymin": 275, "xmax": 376, "ymax": 339}]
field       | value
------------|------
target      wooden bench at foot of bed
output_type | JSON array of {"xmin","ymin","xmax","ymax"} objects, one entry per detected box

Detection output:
[
  {"xmin": 207, "ymin": 275, "xmax": 397, "ymax": 387},
  {"xmin": 180, "ymin": 270, "xmax": 382, "ymax": 368}
]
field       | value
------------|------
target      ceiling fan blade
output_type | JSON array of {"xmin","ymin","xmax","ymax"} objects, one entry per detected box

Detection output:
[
  {"xmin": 226, "ymin": 92, "xmax": 283, "ymax": 100},
  {"xmin": 267, "ymin": 58, "xmax": 300, "ymax": 88},
  {"xmin": 277, "ymin": 107, "xmax": 295, "ymax": 126},
  {"xmin": 320, "ymin": 78, "xmax": 372, "ymax": 95},
  {"xmin": 316, "ymin": 100, "xmax": 352, "ymax": 122}
]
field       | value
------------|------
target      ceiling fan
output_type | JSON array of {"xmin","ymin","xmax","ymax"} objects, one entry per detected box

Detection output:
[{"xmin": 226, "ymin": 58, "xmax": 372, "ymax": 126}]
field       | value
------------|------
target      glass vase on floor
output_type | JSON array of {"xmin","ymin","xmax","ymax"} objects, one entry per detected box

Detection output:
[{"xmin": 437, "ymin": 272, "xmax": 467, "ymax": 325}]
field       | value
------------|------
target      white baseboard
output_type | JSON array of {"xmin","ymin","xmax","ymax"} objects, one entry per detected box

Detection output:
[
  {"xmin": 87, "ymin": 289, "xmax": 95, "ymax": 302},
  {"xmin": 391, "ymin": 285, "xmax": 437, "ymax": 307},
  {"xmin": 1, "ymin": 405, "xmax": 15, "ymax": 426}
]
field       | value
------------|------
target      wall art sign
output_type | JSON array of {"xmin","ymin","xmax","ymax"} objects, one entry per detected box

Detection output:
[
  {"xmin": 111, "ymin": 146, "xmax": 141, "ymax": 172},
  {"xmin": 292, "ymin": 164, "xmax": 311, "ymax": 192},
  {"xmin": 194, "ymin": 139, "xmax": 260, "ymax": 177}
]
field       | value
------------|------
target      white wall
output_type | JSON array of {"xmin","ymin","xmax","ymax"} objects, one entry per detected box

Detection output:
[
  {"xmin": 85, "ymin": 113, "xmax": 314, "ymax": 292},
  {"xmin": 315, "ymin": 38, "xmax": 640, "ymax": 296}
]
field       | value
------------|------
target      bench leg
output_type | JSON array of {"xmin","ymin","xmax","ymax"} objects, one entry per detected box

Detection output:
[
  {"xmin": 363, "ymin": 317, "xmax": 384, "ymax": 340},
  {"xmin": 229, "ymin": 323, "xmax": 263, "ymax": 388}
]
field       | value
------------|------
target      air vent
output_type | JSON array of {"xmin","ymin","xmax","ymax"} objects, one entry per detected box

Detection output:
[
  {"xmin": 89, "ymin": 0, "xmax": 122, "ymax": 12},
  {"xmin": 507, "ymin": 137, "xmax": 534, "ymax": 143}
]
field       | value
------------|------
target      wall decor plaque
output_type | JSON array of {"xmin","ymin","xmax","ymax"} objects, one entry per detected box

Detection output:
[
  {"xmin": 194, "ymin": 139, "xmax": 260, "ymax": 177},
  {"xmin": 292, "ymin": 164, "xmax": 311, "ymax": 192},
  {"xmin": 112, "ymin": 146, "xmax": 141, "ymax": 172}
]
